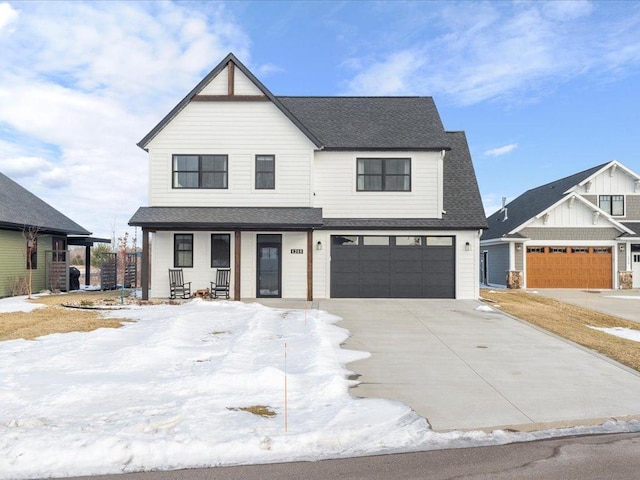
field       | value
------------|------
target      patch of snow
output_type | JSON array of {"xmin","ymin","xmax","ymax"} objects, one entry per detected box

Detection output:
[
  {"xmin": 1, "ymin": 299, "xmax": 639, "ymax": 479},
  {"xmin": 604, "ymin": 296, "xmax": 640, "ymax": 300},
  {"xmin": 80, "ymin": 285, "xmax": 101, "ymax": 292},
  {"xmin": 0, "ymin": 295, "xmax": 45, "ymax": 313},
  {"xmin": 588, "ymin": 325, "xmax": 640, "ymax": 342},
  {"xmin": 476, "ymin": 305, "xmax": 494, "ymax": 312}
]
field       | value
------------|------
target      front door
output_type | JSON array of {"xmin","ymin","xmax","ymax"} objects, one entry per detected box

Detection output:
[
  {"xmin": 633, "ymin": 245, "xmax": 640, "ymax": 288},
  {"xmin": 257, "ymin": 234, "xmax": 281, "ymax": 297}
]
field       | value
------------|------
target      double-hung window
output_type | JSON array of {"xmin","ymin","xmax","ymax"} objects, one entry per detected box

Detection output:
[
  {"xmin": 173, "ymin": 155, "xmax": 228, "ymax": 189},
  {"xmin": 599, "ymin": 195, "xmax": 624, "ymax": 216},
  {"xmin": 255, "ymin": 155, "xmax": 275, "ymax": 189},
  {"xmin": 174, "ymin": 234, "xmax": 193, "ymax": 268},
  {"xmin": 357, "ymin": 158, "xmax": 411, "ymax": 191},
  {"xmin": 211, "ymin": 234, "xmax": 231, "ymax": 268}
]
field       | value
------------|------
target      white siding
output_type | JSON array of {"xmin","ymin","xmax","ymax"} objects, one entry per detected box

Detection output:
[
  {"xmin": 313, "ymin": 151, "xmax": 442, "ymax": 218},
  {"xmin": 282, "ymin": 232, "xmax": 308, "ymax": 298},
  {"xmin": 200, "ymin": 66, "xmax": 229, "ymax": 95},
  {"xmin": 234, "ymin": 68, "xmax": 263, "ymax": 95},
  {"xmin": 147, "ymin": 101, "xmax": 315, "ymax": 207},
  {"xmin": 584, "ymin": 166, "xmax": 639, "ymax": 194},
  {"xmin": 529, "ymin": 199, "xmax": 615, "ymax": 228},
  {"xmin": 240, "ymin": 232, "xmax": 255, "ymax": 298},
  {"xmin": 150, "ymin": 231, "xmax": 236, "ymax": 298}
]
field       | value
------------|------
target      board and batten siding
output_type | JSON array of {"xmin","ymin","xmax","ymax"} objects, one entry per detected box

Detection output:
[
  {"xmin": 146, "ymin": 101, "xmax": 316, "ymax": 207},
  {"xmin": 525, "ymin": 198, "xmax": 619, "ymax": 229},
  {"xmin": 313, "ymin": 151, "xmax": 442, "ymax": 218},
  {"xmin": 577, "ymin": 166, "xmax": 639, "ymax": 196}
]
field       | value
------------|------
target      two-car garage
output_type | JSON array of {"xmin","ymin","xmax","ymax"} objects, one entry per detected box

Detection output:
[{"xmin": 330, "ymin": 235, "xmax": 456, "ymax": 298}]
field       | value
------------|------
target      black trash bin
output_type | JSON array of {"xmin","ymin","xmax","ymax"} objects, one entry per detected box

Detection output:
[{"xmin": 69, "ymin": 266, "xmax": 80, "ymax": 291}]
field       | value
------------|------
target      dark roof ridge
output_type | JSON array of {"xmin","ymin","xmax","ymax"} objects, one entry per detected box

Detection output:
[{"xmin": 277, "ymin": 95, "xmax": 434, "ymax": 99}]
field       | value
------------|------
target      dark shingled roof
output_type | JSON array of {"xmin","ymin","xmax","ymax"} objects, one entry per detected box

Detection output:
[
  {"xmin": 323, "ymin": 131, "xmax": 486, "ymax": 230},
  {"xmin": 482, "ymin": 163, "xmax": 609, "ymax": 241},
  {"xmin": 129, "ymin": 207, "xmax": 323, "ymax": 229},
  {"xmin": 0, "ymin": 172, "xmax": 90, "ymax": 235},
  {"xmin": 278, "ymin": 97, "xmax": 451, "ymax": 150},
  {"xmin": 620, "ymin": 223, "xmax": 640, "ymax": 237}
]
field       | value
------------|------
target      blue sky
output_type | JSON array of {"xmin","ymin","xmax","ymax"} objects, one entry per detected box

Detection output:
[{"xmin": 0, "ymin": 1, "xmax": 639, "ymax": 239}]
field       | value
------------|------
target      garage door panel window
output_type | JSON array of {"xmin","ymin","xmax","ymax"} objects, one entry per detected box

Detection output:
[
  {"xmin": 599, "ymin": 195, "xmax": 624, "ymax": 216},
  {"xmin": 333, "ymin": 235, "xmax": 359, "ymax": 246},
  {"xmin": 357, "ymin": 158, "xmax": 411, "ymax": 192},
  {"xmin": 426, "ymin": 236, "xmax": 453, "ymax": 246},
  {"xmin": 362, "ymin": 236, "xmax": 389, "ymax": 246},
  {"xmin": 396, "ymin": 236, "xmax": 423, "ymax": 246}
]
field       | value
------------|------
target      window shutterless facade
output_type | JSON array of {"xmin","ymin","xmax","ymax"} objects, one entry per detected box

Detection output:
[
  {"xmin": 174, "ymin": 234, "xmax": 193, "ymax": 267},
  {"xmin": 211, "ymin": 234, "xmax": 231, "ymax": 268},
  {"xmin": 599, "ymin": 195, "xmax": 624, "ymax": 216},
  {"xmin": 357, "ymin": 158, "xmax": 411, "ymax": 191},
  {"xmin": 255, "ymin": 155, "xmax": 275, "ymax": 189},
  {"xmin": 172, "ymin": 155, "xmax": 228, "ymax": 189}
]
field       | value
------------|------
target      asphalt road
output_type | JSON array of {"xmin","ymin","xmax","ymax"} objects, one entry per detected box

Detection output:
[{"xmin": 63, "ymin": 432, "xmax": 640, "ymax": 480}]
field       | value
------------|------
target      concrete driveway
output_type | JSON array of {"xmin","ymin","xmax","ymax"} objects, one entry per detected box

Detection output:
[
  {"xmin": 530, "ymin": 289, "xmax": 640, "ymax": 323},
  {"xmin": 255, "ymin": 298, "xmax": 640, "ymax": 432},
  {"xmin": 315, "ymin": 299, "xmax": 640, "ymax": 432}
]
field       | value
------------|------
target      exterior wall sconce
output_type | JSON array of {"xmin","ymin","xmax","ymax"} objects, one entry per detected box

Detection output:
[
  {"xmin": 316, "ymin": 241, "xmax": 323, "ymax": 251},
  {"xmin": 516, "ymin": 244, "xmax": 522, "ymax": 251},
  {"xmin": 465, "ymin": 241, "xmax": 471, "ymax": 251},
  {"xmin": 619, "ymin": 244, "xmax": 625, "ymax": 251}
]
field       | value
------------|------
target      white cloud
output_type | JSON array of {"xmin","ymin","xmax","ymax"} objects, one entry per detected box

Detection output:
[
  {"xmin": 0, "ymin": 2, "xmax": 251, "ymax": 238},
  {"xmin": 342, "ymin": 2, "xmax": 640, "ymax": 105},
  {"xmin": 256, "ymin": 63, "xmax": 285, "ymax": 76},
  {"xmin": 0, "ymin": 2, "xmax": 18, "ymax": 33},
  {"xmin": 484, "ymin": 143, "xmax": 518, "ymax": 157}
]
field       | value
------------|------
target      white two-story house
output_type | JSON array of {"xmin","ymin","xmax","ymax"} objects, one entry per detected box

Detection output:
[
  {"xmin": 129, "ymin": 53, "xmax": 487, "ymax": 300},
  {"xmin": 481, "ymin": 160, "xmax": 640, "ymax": 289}
]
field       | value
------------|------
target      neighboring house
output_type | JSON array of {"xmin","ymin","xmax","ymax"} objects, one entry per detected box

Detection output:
[
  {"xmin": 481, "ymin": 160, "xmax": 640, "ymax": 289},
  {"xmin": 129, "ymin": 53, "xmax": 487, "ymax": 300},
  {"xmin": 0, "ymin": 171, "xmax": 97, "ymax": 296}
]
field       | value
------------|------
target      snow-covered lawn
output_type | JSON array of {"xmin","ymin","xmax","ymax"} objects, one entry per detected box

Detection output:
[
  {"xmin": 1, "ymin": 296, "xmax": 639, "ymax": 479},
  {"xmin": 0, "ymin": 295, "xmax": 45, "ymax": 314}
]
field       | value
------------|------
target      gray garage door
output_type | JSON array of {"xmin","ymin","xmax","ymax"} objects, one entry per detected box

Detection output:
[{"xmin": 330, "ymin": 235, "xmax": 455, "ymax": 298}]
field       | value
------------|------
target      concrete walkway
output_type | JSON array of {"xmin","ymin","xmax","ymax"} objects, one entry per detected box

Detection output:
[
  {"xmin": 254, "ymin": 298, "xmax": 640, "ymax": 432},
  {"xmin": 531, "ymin": 289, "xmax": 640, "ymax": 323}
]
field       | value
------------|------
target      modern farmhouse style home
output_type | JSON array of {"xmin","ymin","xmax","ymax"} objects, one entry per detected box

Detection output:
[
  {"xmin": 481, "ymin": 160, "xmax": 640, "ymax": 289},
  {"xmin": 130, "ymin": 53, "xmax": 487, "ymax": 300}
]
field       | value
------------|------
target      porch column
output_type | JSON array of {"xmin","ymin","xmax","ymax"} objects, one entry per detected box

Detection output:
[
  {"xmin": 234, "ymin": 230, "xmax": 241, "ymax": 300},
  {"xmin": 141, "ymin": 228, "xmax": 149, "ymax": 301},
  {"xmin": 84, "ymin": 244, "xmax": 91, "ymax": 286},
  {"xmin": 307, "ymin": 229, "xmax": 313, "ymax": 301}
]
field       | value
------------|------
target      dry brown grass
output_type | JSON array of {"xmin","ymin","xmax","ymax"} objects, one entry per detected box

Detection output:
[
  {"xmin": 227, "ymin": 405, "xmax": 277, "ymax": 417},
  {"xmin": 0, "ymin": 291, "xmax": 131, "ymax": 341},
  {"xmin": 481, "ymin": 289, "xmax": 640, "ymax": 372}
]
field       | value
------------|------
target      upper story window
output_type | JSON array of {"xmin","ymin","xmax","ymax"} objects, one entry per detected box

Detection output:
[
  {"xmin": 174, "ymin": 234, "xmax": 193, "ymax": 268},
  {"xmin": 357, "ymin": 158, "xmax": 411, "ymax": 191},
  {"xmin": 255, "ymin": 155, "xmax": 275, "ymax": 190},
  {"xmin": 599, "ymin": 195, "xmax": 624, "ymax": 216},
  {"xmin": 173, "ymin": 155, "xmax": 228, "ymax": 189}
]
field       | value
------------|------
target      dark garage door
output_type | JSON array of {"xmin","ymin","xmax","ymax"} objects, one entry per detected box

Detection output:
[{"xmin": 330, "ymin": 235, "xmax": 455, "ymax": 298}]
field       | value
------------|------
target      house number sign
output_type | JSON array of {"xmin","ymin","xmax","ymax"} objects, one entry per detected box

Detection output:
[{"xmin": 290, "ymin": 249, "xmax": 304, "ymax": 254}]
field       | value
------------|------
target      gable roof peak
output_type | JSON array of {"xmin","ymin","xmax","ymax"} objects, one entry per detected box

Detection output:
[{"xmin": 137, "ymin": 53, "xmax": 322, "ymax": 150}]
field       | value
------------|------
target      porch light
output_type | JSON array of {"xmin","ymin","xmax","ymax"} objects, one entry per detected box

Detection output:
[
  {"xmin": 620, "ymin": 244, "xmax": 625, "ymax": 251},
  {"xmin": 316, "ymin": 241, "xmax": 323, "ymax": 251},
  {"xmin": 465, "ymin": 241, "xmax": 471, "ymax": 251}
]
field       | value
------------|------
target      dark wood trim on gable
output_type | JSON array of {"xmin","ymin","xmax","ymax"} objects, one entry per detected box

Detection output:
[
  {"xmin": 228, "ymin": 61, "xmax": 234, "ymax": 96},
  {"xmin": 192, "ymin": 95, "xmax": 268, "ymax": 102}
]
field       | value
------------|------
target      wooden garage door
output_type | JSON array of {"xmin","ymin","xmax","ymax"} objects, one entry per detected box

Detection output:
[{"xmin": 526, "ymin": 246, "xmax": 612, "ymax": 288}]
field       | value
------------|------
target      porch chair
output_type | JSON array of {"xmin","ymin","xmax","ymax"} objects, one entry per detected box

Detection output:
[
  {"xmin": 168, "ymin": 269, "xmax": 192, "ymax": 299},
  {"xmin": 210, "ymin": 268, "xmax": 231, "ymax": 299}
]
